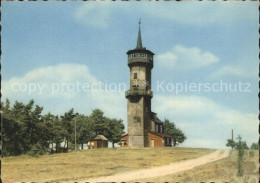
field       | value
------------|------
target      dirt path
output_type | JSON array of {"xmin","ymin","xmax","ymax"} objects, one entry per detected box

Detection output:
[{"xmin": 77, "ymin": 150, "xmax": 229, "ymax": 182}]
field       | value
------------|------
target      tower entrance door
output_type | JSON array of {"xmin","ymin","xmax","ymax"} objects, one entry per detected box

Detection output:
[{"xmin": 150, "ymin": 139, "xmax": 154, "ymax": 147}]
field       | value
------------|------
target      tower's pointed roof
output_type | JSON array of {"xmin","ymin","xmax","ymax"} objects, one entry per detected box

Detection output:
[
  {"xmin": 126, "ymin": 19, "xmax": 154, "ymax": 56},
  {"xmin": 136, "ymin": 19, "xmax": 143, "ymax": 49}
]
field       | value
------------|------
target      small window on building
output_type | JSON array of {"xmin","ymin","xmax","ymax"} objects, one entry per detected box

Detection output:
[
  {"xmin": 134, "ymin": 116, "xmax": 141, "ymax": 122},
  {"xmin": 134, "ymin": 73, "xmax": 138, "ymax": 79},
  {"xmin": 155, "ymin": 125, "xmax": 158, "ymax": 132},
  {"xmin": 133, "ymin": 86, "xmax": 139, "ymax": 90},
  {"xmin": 160, "ymin": 125, "xmax": 163, "ymax": 133}
]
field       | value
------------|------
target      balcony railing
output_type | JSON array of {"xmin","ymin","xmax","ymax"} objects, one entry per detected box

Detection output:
[
  {"xmin": 128, "ymin": 58, "xmax": 153, "ymax": 68},
  {"xmin": 125, "ymin": 89, "xmax": 153, "ymax": 98}
]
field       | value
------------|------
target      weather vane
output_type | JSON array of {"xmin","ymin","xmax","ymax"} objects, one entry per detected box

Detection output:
[{"xmin": 139, "ymin": 18, "xmax": 141, "ymax": 25}]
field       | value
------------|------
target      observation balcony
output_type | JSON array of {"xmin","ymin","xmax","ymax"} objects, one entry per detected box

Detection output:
[
  {"xmin": 125, "ymin": 89, "xmax": 153, "ymax": 98},
  {"xmin": 128, "ymin": 58, "xmax": 153, "ymax": 68}
]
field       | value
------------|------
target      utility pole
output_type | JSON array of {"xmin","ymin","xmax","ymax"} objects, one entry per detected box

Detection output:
[
  {"xmin": 74, "ymin": 118, "xmax": 77, "ymax": 151},
  {"xmin": 232, "ymin": 129, "xmax": 234, "ymax": 150}
]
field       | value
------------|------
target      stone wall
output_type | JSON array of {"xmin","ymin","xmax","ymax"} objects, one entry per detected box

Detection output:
[{"xmin": 127, "ymin": 96, "xmax": 145, "ymax": 147}]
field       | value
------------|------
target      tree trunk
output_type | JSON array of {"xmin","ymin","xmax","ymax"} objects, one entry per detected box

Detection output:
[
  {"xmin": 81, "ymin": 143, "xmax": 84, "ymax": 150},
  {"xmin": 63, "ymin": 140, "xmax": 66, "ymax": 148},
  {"xmin": 55, "ymin": 141, "xmax": 59, "ymax": 153}
]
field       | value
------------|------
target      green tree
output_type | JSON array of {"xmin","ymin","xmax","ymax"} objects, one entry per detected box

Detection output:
[
  {"xmin": 53, "ymin": 118, "xmax": 66, "ymax": 152},
  {"xmin": 42, "ymin": 113, "xmax": 64, "ymax": 151},
  {"xmin": 60, "ymin": 109, "xmax": 76, "ymax": 149},
  {"xmin": 23, "ymin": 101, "xmax": 50, "ymax": 155},
  {"xmin": 226, "ymin": 135, "xmax": 248, "ymax": 176},
  {"xmin": 2, "ymin": 99, "xmax": 23, "ymax": 156},
  {"xmin": 30, "ymin": 104, "xmax": 46, "ymax": 146},
  {"xmin": 226, "ymin": 139, "xmax": 236, "ymax": 149},
  {"xmin": 105, "ymin": 118, "xmax": 125, "ymax": 147},
  {"xmin": 2, "ymin": 99, "xmax": 125, "ymax": 156},
  {"xmin": 250, "ymin": 142, "xmax": 259, "ymax": 150},
  {"xmin": 74, "ymin": 114, "xmax": 95, "ymax": 150},
  {"xmin": 89, "ymin": 109, "xmax": 107, "ymax": 136},
  {"xmin": 163, "ymin": 119, "xmax": 186, "ymax": 144},
  {"xmin": 12, "ymin": 100, "xmax": 32, "ymax": 153},
  {"xmin": 2, "ymin": 99, "xmax": 49, "ymax": 156},
  {"xmin": 236, "ymin": 135, "xmax": 246, "ymax": 176}
]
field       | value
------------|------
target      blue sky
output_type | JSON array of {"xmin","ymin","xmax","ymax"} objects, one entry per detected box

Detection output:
[{"xmin": 2, "ymin": 2, "xmax": 258, "ymax": 149}]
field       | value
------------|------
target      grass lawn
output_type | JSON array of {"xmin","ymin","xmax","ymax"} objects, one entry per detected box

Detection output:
[
  {"xmin": 137, "ymin": 150, "xmax": 259, "ymax": 183},
  {"xmin": 2, "ymin": 147, "xmax": 213, "ymax": 182}
]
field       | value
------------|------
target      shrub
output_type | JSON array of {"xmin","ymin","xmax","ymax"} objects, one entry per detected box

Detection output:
[
  {"xmin": 249, "ymin": 150, "xmax": 254, "ymax": 157},
  {"xmin": 236, "ymin": 135, "xmax": 245, "ymax": 176},
  {"xmin": 250, "ymin": 142, "xmax": 259, "ymax": 150},
  {"xmin": 27, "ymin": 143, "xmax": 47, "ymax": 157}
]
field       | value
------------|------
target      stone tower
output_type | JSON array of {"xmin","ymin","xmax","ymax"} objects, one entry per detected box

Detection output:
[{"xmin": 125, "ymin": 21, "xmax": 154, "ymax": 147}]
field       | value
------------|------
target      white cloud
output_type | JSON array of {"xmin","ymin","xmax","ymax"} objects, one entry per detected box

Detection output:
[
  {"xmin": 141, "ymin": 2, "xmax": 257, "ymax": 26},
  {"xmin": 74, "ymin": 3, "xmax": 124, "ymax": 28},
  {"xmin": 156, "ymin": 45, "xmax": 219, "ymax": 70},
  {"xmin": 2, "ymin": 64, "xmax": 98, "ymax": 99},
  {"xmin": 74, "ymin": 3, "xmax": 111, "ymax": 28},
  {"xmin": 2, "ymin": 64, "xmax": 127, "ymax": 123},
  {"xmin": 74, "ymin": 3, "xmax": 257, "ymax": 28},
  {"xmin": 153, "ymin": 95, "xmax": 258, "ymax": 149},
  {"xmin": 210, "ymin": 65, "xmax": 257, "ymax": 79},
  {"xmin": 156, "ymin": 52, "xmax": 177, "ymax": 68}
]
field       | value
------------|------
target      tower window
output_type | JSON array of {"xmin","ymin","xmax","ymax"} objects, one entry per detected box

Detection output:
[
  {"xmin": 134, "ymin": 116, "xmax": 141, "ymax": 122},
  {"xmin": 134, "ymin": 73, "xmax": 138, "ymax": 79},
  {"xmin": 135, "ymin": 53, "xmax": 140, "ymax": 57}
]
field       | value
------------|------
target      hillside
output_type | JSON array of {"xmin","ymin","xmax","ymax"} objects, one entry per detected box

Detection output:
[
  {"xmin": 2, "ymin": 147, "xmax": 213, "ymax": 182},
  {"xmin": 137, "ymin": 150, "xmax": 259, "ymax": 183}
]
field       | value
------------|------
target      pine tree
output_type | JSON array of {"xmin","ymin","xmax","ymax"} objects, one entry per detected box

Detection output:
[
  {"xmin": 60, "ymin": 109, "xmax": 76, "ymax": 150},
  {"xmin": 163, "ymin": 119, "xmax": 186, "ymax": 144},
  {"xmin": 74, "ymin": 114, "xmax": 95, "ymax": 150},
  {"xmin": 105, "ymin": 118, "xmax": 125, "ymax": 147}
]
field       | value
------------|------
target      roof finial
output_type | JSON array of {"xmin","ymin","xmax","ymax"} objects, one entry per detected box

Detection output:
[{"xmin": 136, "ymin": 18, "xmax": 143, "ymax": 49}]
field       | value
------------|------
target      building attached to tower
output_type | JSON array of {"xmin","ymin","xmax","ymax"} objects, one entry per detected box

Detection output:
[{"xmin": 120, "ymin": 22, "xmax": 175, "ymax": 148}]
